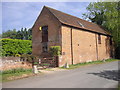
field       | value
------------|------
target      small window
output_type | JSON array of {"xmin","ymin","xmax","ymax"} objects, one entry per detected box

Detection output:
[
  {"xmin": 42, "ymin": 42, "xmax": 48, "ymax": 52},
  {"xmin": 98, "ymin": 34, "xmax": 101, "ymax": 44},
  {"xmin": 110, "ymin": 37, "xmax": 112, "ymax": 45}
]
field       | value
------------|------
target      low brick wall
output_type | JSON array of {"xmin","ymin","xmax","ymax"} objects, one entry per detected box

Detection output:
[{"xmin": 0, "ymin": 57, "xmax": 32, "ymax": 71}]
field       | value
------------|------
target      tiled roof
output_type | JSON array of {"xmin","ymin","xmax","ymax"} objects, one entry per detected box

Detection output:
[{"xmin": 44, "ymin": 6, "xmax": 111, "ymax": 36}]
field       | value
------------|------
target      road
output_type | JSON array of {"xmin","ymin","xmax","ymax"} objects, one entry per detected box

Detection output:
[{"xmin": 2, "ymin": 61, "xmax": 119, "ymax": 88}]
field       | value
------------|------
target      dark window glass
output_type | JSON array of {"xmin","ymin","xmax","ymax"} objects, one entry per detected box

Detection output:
[
  {"xmin": 98, "ymin": 34, "xmax": 101, "ymax": 44},
  {"xmin": 42, "ymin": 26, "xmax": 48, "ymax": 42},
  {"xmin": 110, "ymin": 37, "xmax": 112, "ymax": 45}
]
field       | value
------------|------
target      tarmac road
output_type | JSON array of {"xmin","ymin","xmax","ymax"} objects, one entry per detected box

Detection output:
[{"xmin": 2, "ymin": 61, "xmax": 119, "ymax": 88}]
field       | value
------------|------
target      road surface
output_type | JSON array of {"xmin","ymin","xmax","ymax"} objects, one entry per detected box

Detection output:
[{"xmin": 2, "ymin": 61, "xmax": 119, "ymax": 88}]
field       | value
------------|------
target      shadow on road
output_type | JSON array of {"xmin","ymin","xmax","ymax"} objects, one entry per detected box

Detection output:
[{"xmin": 88, "ymin": 70, "xmax": 120, "ymax": 81}]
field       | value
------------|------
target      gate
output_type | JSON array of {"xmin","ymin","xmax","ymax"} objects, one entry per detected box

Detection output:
[{"xmin": 38, "ymin": 56, "xmax": 58, "ymax": 68}]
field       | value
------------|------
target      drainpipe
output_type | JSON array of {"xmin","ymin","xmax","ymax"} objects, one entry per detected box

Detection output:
[
  {"xmin": 95, "ymin": 34, "xmax": 98, "ymax": 60},
  {"xmin": 71, "ymin": 28, "xmax": 74, "ymax": 64}
]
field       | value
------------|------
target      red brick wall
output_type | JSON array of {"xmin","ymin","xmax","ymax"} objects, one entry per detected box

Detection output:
[
  {"xmin": 60, "ymin": 26, "xmax": 72, "ymax": 66},
  {"xmin": 32, "ymin": 7, "xmax": 62, "ymax": 56},
  {"xmin": 0, "ymin": 57, "xmax": 32, "ymax": 71},
  {"xmin": 97, "ymin": 35, "xmax": 111, "ymax": 60},
  {"xmin": 59, "ymin": 25, "xmax": 111, "ymax": 67}
]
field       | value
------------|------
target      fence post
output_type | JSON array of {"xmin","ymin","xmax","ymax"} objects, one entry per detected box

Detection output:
[
  {"xmin": 64, "ymin": 62, "xmax": 69, "ymax": 68},
  {"xmin": 33, "ymin": 65, "xmax": 38, "ymax": 74}
]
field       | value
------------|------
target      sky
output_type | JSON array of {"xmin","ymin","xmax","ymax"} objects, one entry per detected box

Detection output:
[{"xmin": 1, "ymin": 2, "xmax": 90, "ymax": 33}]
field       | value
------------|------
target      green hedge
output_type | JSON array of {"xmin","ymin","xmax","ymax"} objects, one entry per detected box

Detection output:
[{"xmin": 0, "ymin": 39, "xmax": 32, "ymax": 56}]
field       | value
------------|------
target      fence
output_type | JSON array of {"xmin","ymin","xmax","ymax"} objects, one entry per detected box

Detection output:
[{"xmin": 37, "ymin": 56, "xmax": 59, "ymax": 69}]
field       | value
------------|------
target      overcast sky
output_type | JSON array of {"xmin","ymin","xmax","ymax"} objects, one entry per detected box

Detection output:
[{"xmin": 1, "ymin": 2, "xmax": 90, "ymax": 33}]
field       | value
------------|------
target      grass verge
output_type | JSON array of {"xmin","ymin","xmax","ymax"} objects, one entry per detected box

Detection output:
[
  {"xmin": 0, "ymin": 68, "xmax": 34, "ymax": 82},
  {"xmin": 60, "ymin": 59, "xmax": 119, "ymax": 69}
]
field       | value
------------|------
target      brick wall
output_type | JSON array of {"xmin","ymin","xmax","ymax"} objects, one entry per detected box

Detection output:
[
  {"xmin": 59, "ymin": 25, "xmax": 111, "ymax": 67},
  {"xmin": 32, "ymin": 7, "xmax": 61, "ymax": 56},
  {"xmin": 0, "ymin": 57, "xmax": 32, "ymax": 71}
]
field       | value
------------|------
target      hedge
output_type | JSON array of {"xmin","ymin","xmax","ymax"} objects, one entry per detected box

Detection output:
[{"xmin": 0, "ymin": 39, "xmax": 32, "ymax": 56}]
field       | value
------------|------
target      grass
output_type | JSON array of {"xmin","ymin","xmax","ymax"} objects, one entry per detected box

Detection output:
[
  {"xmin": 118, "ymin": 84, "xmax": 120, "ymax": 90},
  {"xmin": 60, "ymin": 59, "xmax": 119, "ymax": 69},
  {"xmin": 0, "ymin": 68, "xmax": 33, "ymax": 82}
]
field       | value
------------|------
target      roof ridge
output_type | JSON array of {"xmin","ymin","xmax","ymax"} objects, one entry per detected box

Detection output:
[{"xmin": 44, "ymin": 6, "xmax": 62, "ymax": 23}]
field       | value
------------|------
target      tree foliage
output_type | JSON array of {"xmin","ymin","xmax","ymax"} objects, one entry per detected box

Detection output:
[
  {"xmin": 2, "ymin": 28, "xmax": 32, "ymax": 40},
  {"xmin": 2, "ymin": 29, "xmax": 17, "ymax": 39},
  {"xmin": 83, "ymin": 2, "xmax": 120, "ymax": 58},
  {"xmin": 0, "ymin": 39, "xmax": 32, "ymax": 56}
]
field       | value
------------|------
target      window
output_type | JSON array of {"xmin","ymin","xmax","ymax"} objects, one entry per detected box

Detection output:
[
  {"xmin": 41, "ymin": 26, "xmax": 48, "ymax": 52},
  {"xmin": 98, "ymin": 34, "xmax": 101, "ymax": 44},
  {"xmin": 110, "ymin": 37, "xmax": 112, "ymax": 45},
  {"xmin": 42, "ymin": 26, "xmax": 48, "ymax": 42}
]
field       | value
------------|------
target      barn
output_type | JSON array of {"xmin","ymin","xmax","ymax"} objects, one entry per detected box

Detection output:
[{"xmin": 32, "ymin": 6, "xmax": 113, "ymax": 67}]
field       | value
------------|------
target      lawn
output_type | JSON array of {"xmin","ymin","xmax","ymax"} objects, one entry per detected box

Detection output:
[{"xmin": 61, "ymin": 59, "xmax": 119, "ymax": 69}]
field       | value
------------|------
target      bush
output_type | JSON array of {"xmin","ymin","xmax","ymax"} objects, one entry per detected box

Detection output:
[
  {"xmin": 115, "ymin": 46, "xmax": 120, "ymax": 59},
  {"xmin": 0, "ymin": 39, "xmax": 32, "ymax": 56},
  {"xmin": 20, "ymin": 54, "xmax": 39, "ymax": 63},
  {"xmin": 49, "ymin": 46, "xmax": 61, "ymax": 56}
]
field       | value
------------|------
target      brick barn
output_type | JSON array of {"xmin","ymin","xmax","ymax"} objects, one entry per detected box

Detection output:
[{"xmin": 32, "ymin": 6, "xmax": 113, "ymax": 67}]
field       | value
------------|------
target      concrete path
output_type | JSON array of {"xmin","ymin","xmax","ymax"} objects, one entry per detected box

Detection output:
[{"xmin": 2, "ymin": 61, "xmax": 119, "ymax": 88}]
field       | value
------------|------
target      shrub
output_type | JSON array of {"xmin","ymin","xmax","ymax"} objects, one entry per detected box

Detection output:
[
  {"xmin": 49, "ymin": 46, "xmax": 61, "ymax": 56},
  {"xmin": 0, "ymin": 39, "xmax": 32, "ymax": 56},
  {"xmin": 20, "ymin": 54, "xmax": 39, "ymax": 63},
  {"xmin": 115, "ymin": 46, "xmax": 120, "ymax": 59}
]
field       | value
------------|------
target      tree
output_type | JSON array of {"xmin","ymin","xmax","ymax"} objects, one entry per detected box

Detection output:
[
  {"xmin": 16, "ymin": 31, "xmax": 23, "ymax": 39},
  {"xmin": 28, "ymin": 28, "xmax": 32, "ymax": 40},
  {"xmin": 2, "ymin": 28, "xmax": 32, "ymax": 40},
  {"xmin": 83, "ymin": 2, "xmax": 120, "ymax": 58},
  {"xmin": 2, "ymin": 29, "xmax": 17, "ymax": 39}
]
